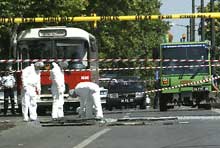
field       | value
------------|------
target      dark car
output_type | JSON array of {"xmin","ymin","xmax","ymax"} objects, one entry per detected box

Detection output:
[{"xmin": 106, "ymin": 76, "xmax": 147, "ymax": 110}]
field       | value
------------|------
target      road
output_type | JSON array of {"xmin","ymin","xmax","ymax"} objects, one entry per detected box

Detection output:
[{"xmin": 1, "ymin": 107, "xmax": 220, "ymax": 148}]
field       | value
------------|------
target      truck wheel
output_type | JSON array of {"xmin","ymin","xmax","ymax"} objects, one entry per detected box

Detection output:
[
  {"xmin": 140, "ymin": 99, "xmax": 147, "ymax": 109},
  {"xmin": 37, "ymin": 106, "xmax": 47, "ymax": 115},
  {"xmin": 159, "ymin": 94, "xmax": 167, "ymax": 111}
]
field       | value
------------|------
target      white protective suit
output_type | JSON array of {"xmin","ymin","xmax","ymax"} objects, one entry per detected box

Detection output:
[
  {"xmin": 22, "ymin": 63, "xmax": 43, "ymax": 121},
  {"xmin": 74, "ymin": 82, "xmax": 103, "ymax": 118},
  {"xmin": 50, "ymin": 62, "xmax": 65, "ymax": 119}
]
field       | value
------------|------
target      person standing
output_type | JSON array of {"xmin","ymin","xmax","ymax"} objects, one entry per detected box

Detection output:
[
  {"xmin": 211, "ymin": 73, "xmax": 219, "ymax": 103},
  {"xmin": 2, "ymin": 70, "xmax": 16, "ymax": 115},
  {"xmin": 50, "ymin": 62, "xmax": 68, "ymax": 121},
  {"xmin": 21, "ymin": 62, "xmax": 44, "ymax": 121},
  {"xmin": 69, "ymin": 82, "xmax": 103, "ymax": 119},
  {"xmin": 212, "ymin": 73, "xmax": 219, "ymax": 92},
  {"xmin": 154, "ymin": 70, "xmax": 160, "ymax": 109}
]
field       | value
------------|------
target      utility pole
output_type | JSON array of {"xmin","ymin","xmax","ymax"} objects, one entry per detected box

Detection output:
[
  {"xmin": 201, "ymin": 0, "xmax": 205, "ymax": 41},
  {"xmin": 190, "ymin": 0, "xmax": 195, "ymax": 41},
  {"xmin": 186, "ymin": 25, "xmax": 190, "ymax": 42},
  {"xmin": 210, "ymin": 0, "xmax": 215, "ymax": 54}
]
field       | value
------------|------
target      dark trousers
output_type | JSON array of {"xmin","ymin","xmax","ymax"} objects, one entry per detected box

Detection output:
[{"xmin": 4, "ymin": 88, "xmax": 15, "ymax": 115}]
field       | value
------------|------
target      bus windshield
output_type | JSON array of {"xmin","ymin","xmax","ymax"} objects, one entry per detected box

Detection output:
[
  {"xmin": 17, "ymin": 39, "xmax": 89, "ymax": 69},
  {"xmin": 162, "ymin": 46, "xmax": 209, "ymax": 75}
]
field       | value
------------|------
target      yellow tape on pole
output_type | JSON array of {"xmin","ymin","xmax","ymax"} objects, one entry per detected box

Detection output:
[{"xmin": 0, "ymin": 12, "xmax": 220, "ymax": 24}]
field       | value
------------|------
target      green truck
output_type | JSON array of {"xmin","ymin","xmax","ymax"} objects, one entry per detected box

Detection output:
[{"xmin": 159, "ymin": 41, "xmax": 215, "ymax": 111}]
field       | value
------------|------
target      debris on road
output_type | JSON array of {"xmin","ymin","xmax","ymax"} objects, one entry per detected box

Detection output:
[
  {"xmin": 39, "ymin": 116, "xmax": 178, "ymax": 127},
  {"xmin": 0, "ymin": 120, "xmax": 15, "ymax": 132},
  {"xmin": 40, "ymin": 118, "xmax": 102, "ymax": 127},
  {"xmin": 117, "ymin": 116, "xmax": 178, "ymax": 122}
]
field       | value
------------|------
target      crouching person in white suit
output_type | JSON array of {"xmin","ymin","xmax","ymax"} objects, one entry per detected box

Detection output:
[{"xmin": 69, "ymin": 82, "xmax": 103, "ymax": 119}]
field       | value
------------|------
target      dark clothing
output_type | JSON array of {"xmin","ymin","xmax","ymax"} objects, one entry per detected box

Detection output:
[
  {"xmin": 1, "ymin": 73, "xmax": 16, "ymax": 115},
  {"xmin": 154, "ymin": 70, "xmax": 160, "ymax": 109},
  {"xmin": 3, "ymin": 88, "xmax": 15, "ymax": 115},
  {"xmin": 4, "ymin": 88, "xmax": 14, "ymax": 98}
]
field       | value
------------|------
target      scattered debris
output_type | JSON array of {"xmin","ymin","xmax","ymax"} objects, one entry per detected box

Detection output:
[
  {"xmin": 40, "ymin": 116, "xmax": 179, "ymax": 127},
  {"xmin": 0, "ymin": 120, "xmax": 15, "ymax": 132},
  {"xmin": 117, "ymin": 116, "xmax": 178, "ymax": 122}
]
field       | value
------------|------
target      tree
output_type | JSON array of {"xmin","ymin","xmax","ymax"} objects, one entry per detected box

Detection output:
[
  {"xmin": 85, "ymin": 0, "xmax": 169, "ymax": 79},
  {"xmin": 0, "ymin": 0, "xmax": 169, "ymax": 82},
  {"xmin": 198, "ymin": 1, "xmax": 220, "ymax": 56},
  {"xmin": 0, "ymin": 0, "xmax": 89, "ymax": 57},
  {"xmin": 197, "ymin": 1, "xmax": 220, "ymax": 74}
]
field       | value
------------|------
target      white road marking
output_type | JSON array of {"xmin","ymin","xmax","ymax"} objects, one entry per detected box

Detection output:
[{"xmin": 73, "ymin": 128, "xmax": 111, "ymax": 148}]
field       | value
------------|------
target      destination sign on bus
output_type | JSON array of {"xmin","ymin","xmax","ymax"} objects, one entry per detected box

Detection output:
[
  {"xmin": 39, "ymin": 29, "xmax": 66, "ymax": 37},
  {"xmin": 162, "ymin": 44, "xmax": 208, "ymax": 49}
]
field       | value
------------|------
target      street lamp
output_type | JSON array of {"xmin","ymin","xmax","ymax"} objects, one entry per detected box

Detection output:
[
  {"xmin": 170, "ymin": 23, "xmax": 191, "ymax": 42},
  {"xmin": 191, "ymin": 0, "xmax": 195, "ymax": 41},
  {"xmin": 200, "ymin": 0, "xmax": 205, "ymax": 41}
]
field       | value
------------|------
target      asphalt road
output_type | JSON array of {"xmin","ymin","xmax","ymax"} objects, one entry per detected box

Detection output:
[{"xmin": 1, "ymin": 107, "xmax": 220, "ymax": 148}]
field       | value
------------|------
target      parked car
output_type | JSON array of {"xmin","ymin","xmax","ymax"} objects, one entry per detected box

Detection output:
[
  {"xmin": 106, "ymin": 76, "xmax": 147, "ymax": 110},
  {"xmin": 100, "ymin": 86, "xmax": 108, "ymax": 104},
  {"xmin": 99, "ymin": 77, "xmax": 110, "ymax": 105}
]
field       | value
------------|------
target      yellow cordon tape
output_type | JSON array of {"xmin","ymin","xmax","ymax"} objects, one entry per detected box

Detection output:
[
  {"xmin": 146, "ymin": 76, "xmax": 220, "ymax": 94},
  {"xmin": 0, "ymin": 12, "xmax": 220, "ymax": 24},
  {"xmin": 2, "ymin": 58, "xmax": 220, "ymax": 63}
]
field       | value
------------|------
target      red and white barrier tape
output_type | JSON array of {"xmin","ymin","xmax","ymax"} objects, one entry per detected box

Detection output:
[
  {"xmin": 4, "ymin": 63, "xmax": 220, "ymax": 73},
  {"xmin": 5, "ymin": 69, "xmax": 219, "ymax": 94},
  {"xmin": 1, "ymin": 58, "xmax": 220, "ymax": 63},
  {"xmin": 99, "ymin": 64, "xmax": 220, "ymax": 71}
]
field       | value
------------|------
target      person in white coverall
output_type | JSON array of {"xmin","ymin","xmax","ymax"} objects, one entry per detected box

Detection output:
[
  {"xmin": 69, "ymin": 82, "xmax": 103, "ymax": 119},
  {"xmin": 50, "ymin": 62, "xmax": 68, "ymax": 120},
  {"xmin": 22, "ymin": 62, "xmax": 44, "ymax": 121}
]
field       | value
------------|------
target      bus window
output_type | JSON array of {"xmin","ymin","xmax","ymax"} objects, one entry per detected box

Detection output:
[
  {"xmin": 55, "ymin": 40, "xmax": 88, "ymax": 69},
  {"xmin": 56, "ymin": 46, "xmax": 64, "ymax": 58},
  {"xmin": 39, "ymin": 43, "xmax": 51, "ymax": 59},
  {"xmin": 17, "ymin": 43, "xmax": 29, "ymax": 68}
]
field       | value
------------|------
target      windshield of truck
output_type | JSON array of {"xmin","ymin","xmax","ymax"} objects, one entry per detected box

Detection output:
[
  {"xmin": 17, "ymin": 39, "xmax": 88, "ymax": 69},
  {"xmin": 161, "ymin": 44, "xmax": 209, "ymax": 75}
]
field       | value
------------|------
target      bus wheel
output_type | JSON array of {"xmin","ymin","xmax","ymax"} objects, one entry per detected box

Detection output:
[
  {"xmin": 37, "ymin": 106, "xmax": 47, "ymax": 116},
  {"xmin": 159, "ymin": 94, "xmax": 167, "ymax": 111},
  {"xmin": 198, "ymin": 103, "xmax": 211, "ymax": 110},
  {"xmin": 16, "ymin": 104, "xmax": 22, "ymax": 115}
]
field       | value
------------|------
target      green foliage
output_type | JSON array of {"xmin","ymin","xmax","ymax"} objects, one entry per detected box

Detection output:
[
  {"xmin": 197, "ymin": 1, "xmax": 220, "ymax": 74},
  {"xmin": 197, "ymin": 1, "xmax": 220, "ymax": 48},
  {"xmin": 0, "ymin": 0, "xmax": 169, "ymax": 82},
  {"xmin": 86, "ymin": 0, "xmax": 168, "ymax": 79}
]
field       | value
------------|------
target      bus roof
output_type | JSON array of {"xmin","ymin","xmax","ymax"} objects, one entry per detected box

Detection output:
[{"xmin": 17, "ymin": 26, "xmax": 95, "ymax": 41}]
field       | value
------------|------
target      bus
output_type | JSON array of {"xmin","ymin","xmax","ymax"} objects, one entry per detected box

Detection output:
[
  {"xmin": 159, "ymin": 41, "xmax": 214, "ymax": 111},
  {"xmin": 13, "ymin": 26, "xmax": 99, "ymax": 113}
]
